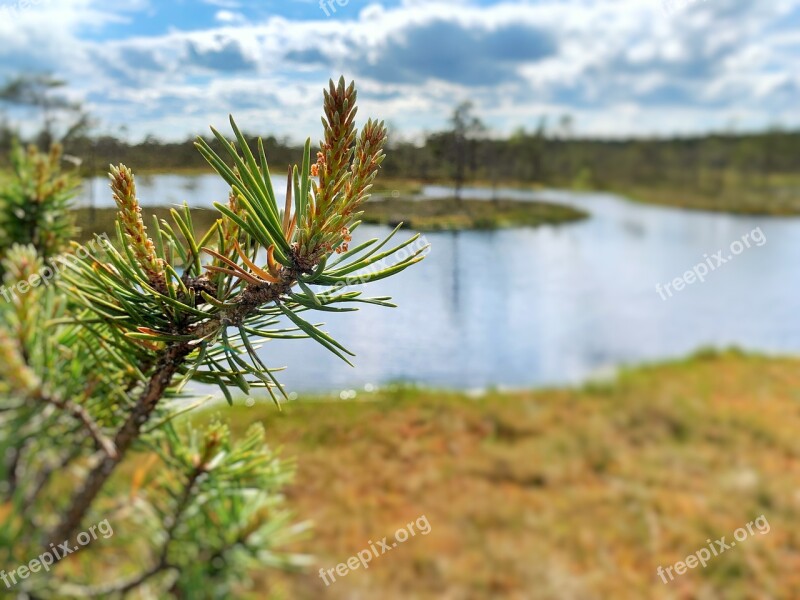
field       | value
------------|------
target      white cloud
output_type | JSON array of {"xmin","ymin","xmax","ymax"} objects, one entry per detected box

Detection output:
[
  {"xmin": 1, "ymin": 0, "xmax": 798, "ymax": 141},
  {"xmin": 214, "ymin": 9, "xmax": 245, "ymax": 23}
]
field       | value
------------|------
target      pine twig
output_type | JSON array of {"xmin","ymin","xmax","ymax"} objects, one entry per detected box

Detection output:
[
  {"xmin": 38, "ymin": 392, "xmax": 118, "ymax": 459},
  {"xmin": 78, "ymin": 461, "xmax": 210, "ymax": 598},
  {"xmin": 46, "ymin": 271, "xmax": 298, "ymax": 550}
]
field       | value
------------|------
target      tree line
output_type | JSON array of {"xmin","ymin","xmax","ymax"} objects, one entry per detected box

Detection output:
[{"xmin": 1, "ymin": 76, "xmax": 798, "ymax": 199}]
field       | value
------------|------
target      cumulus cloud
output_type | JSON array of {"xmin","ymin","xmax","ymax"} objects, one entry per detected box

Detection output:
[
  {"xmin": 185, "ymin": 38, "xmax": 254, "ymax": 71},
  {"xmin": 351, "ymin": 20, "xmax": 556, "ymax": 86},
  {"xmin": 0, "ymin": 0, "xmax": 797, "ymax": 141}
]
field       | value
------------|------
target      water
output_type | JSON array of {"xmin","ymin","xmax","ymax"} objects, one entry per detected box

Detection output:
[{"xmin": 80, "ymin": 175, "xmax": 800, "ymax": 392}]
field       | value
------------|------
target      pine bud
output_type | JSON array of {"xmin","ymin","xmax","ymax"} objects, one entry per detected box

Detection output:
[{"xmin": 108, "ymin": 164, "xmax": 167, "ymax": 293}]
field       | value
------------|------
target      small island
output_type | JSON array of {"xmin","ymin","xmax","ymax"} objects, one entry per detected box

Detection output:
[
  {"xmin": 360, "ymin": 197, "xmax": 588, "ymax": 231},
  {"xmin": 73, "ymin": 197, "xmax": 588, "ymax": 242}
]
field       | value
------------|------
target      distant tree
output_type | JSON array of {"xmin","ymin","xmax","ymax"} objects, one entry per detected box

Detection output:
[
  {"xmin": 0, "ymin": 74, "xmax": 90, "ymax": 148},
  {"xmin": 0, "ymin": 116, "xmax": 13, "ymax": 156},
  {"xmin": 558, "ymin": 114, "xmax": 573, "ymax": 140},
  {"xmin": 447, "ymin": 101, "xmax": 485, "ymax": 201},
  {"xmin": 508, "ymin": 120, "xmax": 547, "ymax": 183}
]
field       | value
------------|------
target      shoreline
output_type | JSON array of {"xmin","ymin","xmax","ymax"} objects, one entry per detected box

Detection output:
[
  {"xmin": 77, "ymin": 167, "xmax": 800, "ymax": 217},
  {"xmin": 202, "ymin": 346, "xmax": 770, "ymax": 405},
  {"xmin": 5, "ymin": 164, "xmax": 796, "ymax": 217}
]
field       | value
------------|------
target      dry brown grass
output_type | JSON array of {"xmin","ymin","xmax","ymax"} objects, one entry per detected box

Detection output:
[{"xmin": 214, "ymin": 350, "xmax": 800, "ymax": 599}]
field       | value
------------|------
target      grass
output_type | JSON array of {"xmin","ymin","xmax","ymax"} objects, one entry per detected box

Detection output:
[
  {"xmin": 197, "ymin": 349, "xmax": 800, "ymax": 599},
  {"xmin": 371, "ymin": 178, "xmax": 425, "ymax": 196},
  {"xmin": 612, "ymin": 172, "xmax": 800, "ymax": 215},
  {"xmin": 360, "ymin": 197, "xmax": 588, "ymax": 231},
  {"xmin": 369, "ymin": 172, "xmax": 800, "ymax": 217}
]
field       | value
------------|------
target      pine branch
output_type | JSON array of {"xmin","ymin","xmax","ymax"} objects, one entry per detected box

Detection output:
[
  {"xmin": 78, "ymin": 459, "xmax": 210, "ymax": 598},
  {"xmin": 3, "ymin": 436, "xmax": 30, "ymax": 501},
  {"xmin": 15, "ymin": 77, "xmax": 424, "ymax": 596},
  {"xmin": 23, "ymin": 445, "xmax": 85, "ymax": 513},
  {"xmin": 37, "ymin": 391, "xmax": 118, "ymax": 459},
  {"xmin": 46, "ymin": 342, "xmax": 191, "ymax": 548},
  {"xmin": 52, "ymin": 251, "xmax": 296, "ymax": 561},
  {"xmin": 47, "ymin": 270, "xmax": 297, "ymax": 548},
  {"xmin": 0, "ymin": 323, "xmax": 117, "ymax": 459}
]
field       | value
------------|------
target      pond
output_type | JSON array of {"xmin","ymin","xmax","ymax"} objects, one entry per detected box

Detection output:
[{"xmin": 80, "ymin": 174, "xmax": 800, "ymax": 392}]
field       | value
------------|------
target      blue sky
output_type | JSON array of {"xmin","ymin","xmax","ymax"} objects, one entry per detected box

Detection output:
[{"xmin": 0, "ymin": 0, "xmax": 798, "ymax": 142}]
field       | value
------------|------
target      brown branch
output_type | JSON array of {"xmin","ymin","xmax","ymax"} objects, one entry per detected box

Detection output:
[
  {"xmin": 3, "ymin": 436, "xmax": 31, "ymax": 500},
  {"xmin": 61, "ymin": 562, "xmax": 172, "ymax": 599},
  {"xmin": 45, "ymin": 270, "xmax": 298, "ymax": 551},
  {"xmin": 78, "ymin": 462, "xmax": 208, "ymax": 598},
  {"xmin": 38, "ymin": 392, "xmax": 118, "ymax": 459},
  {"xmin": 45, "ymin": 342, "xmax": 191, "ymax": 549},
  {"xmin": 23, "ymin": 445, "xmax": 85, "ymax": 515}
]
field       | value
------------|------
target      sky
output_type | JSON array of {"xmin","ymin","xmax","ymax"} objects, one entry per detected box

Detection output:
[{"xmin": 0, "ymin": 0, "xmax": 798, "ymax": 142}]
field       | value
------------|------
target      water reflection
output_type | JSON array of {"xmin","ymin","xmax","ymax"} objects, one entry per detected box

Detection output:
[{"xmin": 79, "ymin": 175, "xmax": 800, "ymax": 392}]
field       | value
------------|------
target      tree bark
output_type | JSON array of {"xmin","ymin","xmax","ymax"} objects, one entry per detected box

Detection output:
[{"xmin": 45, "ymin": 343, "xmax": 190, "ymax": 548}]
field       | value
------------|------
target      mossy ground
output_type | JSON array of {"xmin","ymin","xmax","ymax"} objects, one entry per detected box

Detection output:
[
  {"xmin": 192, "ymin": 349, "xmax": 800, "ymax": 599},
  {"xmin": 614, "ymin": 173, "xmax": 800, "ymax": 215}
]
